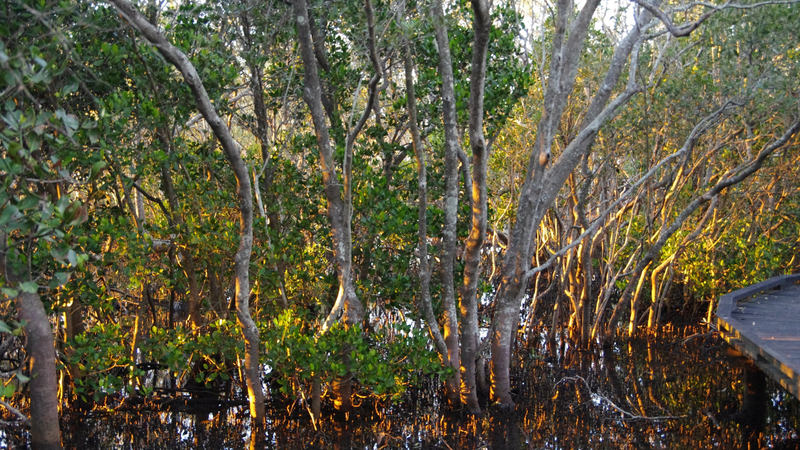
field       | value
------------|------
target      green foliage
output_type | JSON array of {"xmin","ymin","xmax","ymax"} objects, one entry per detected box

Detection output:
[
  {"xmin": 0, "ymin": 0, "xmax": 99, "ymax": 300},
  {"xmin": 262, "ymin": 309, "xmax": 448, "ymax": 402},
  {"xmin": 412, "ymin": 0, "xmax": 533, "ymax": 137}
]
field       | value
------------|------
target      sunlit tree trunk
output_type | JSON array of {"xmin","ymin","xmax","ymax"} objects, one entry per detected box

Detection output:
[
  {"xmin": 430, "ymin": 0, "xmax": 463, "ymax": 408},
  {"xmin": 294, "ymin": 0, "xmax": 385, "ymax": 412},
  {"xmin": 108, "ymin": 0, "xmax": 266, "ymax": 421},
  {"xmin": 490, "ymin": 0, "xmax": 650, "ymax": 407},
  {"xmin": 293, "ymin": 0, "xmax": 363, "ymax": 332},
  {"xmin": 402, "ymin": 4, "xmax": 451, "ymax": 383},
  {"xmin": 459, "ymin": 0, "xmax": 491, "ymax": 415}
]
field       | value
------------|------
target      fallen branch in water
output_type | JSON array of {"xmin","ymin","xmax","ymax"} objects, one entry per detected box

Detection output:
[{"xmin": 556, "ymin": 375, "xmax": 687, "ymax": 421}]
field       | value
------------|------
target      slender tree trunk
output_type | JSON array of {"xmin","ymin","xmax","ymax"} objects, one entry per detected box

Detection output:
[
  {"xmin": 294, "ymin": 0, "xmax": 387, "ymax": 413},
  {"xmin": 459, "ymin": 0, "xmax": 491, "ymax": 415},
  {"xmin": 241, "ymin": 12, "xmax": 291, "ymax": 310},
  {"xmin": 17, "ymin": 291, "xmax": 62, "ymax": 450},
  {"xmin": 431, "ymin": 0, "xmax": 463, "ymax": 408},
  {"xmin": 293, "ymin": 0, "xmax": 363, "ymax": 334},
  {"xmin": 108, "ymin": 0, "xmax": 265, "ymax": 421},
  {"xmin": 403, "ymin": 18, "xmax": 449, "ymax": 366},
  {"xmin": 157, "ymin": 139, "xmax": 203, "ymax": 328}
]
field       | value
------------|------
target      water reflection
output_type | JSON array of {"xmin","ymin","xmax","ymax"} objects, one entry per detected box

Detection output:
[{"xmin": 30, "ymin": 328, "xmax": 800, "ymax": 448}]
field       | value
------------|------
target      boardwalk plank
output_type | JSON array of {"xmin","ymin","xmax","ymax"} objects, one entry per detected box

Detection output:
[{"xmin": 716, "ymin": 274, "xmax": 800, "ymax": 399}]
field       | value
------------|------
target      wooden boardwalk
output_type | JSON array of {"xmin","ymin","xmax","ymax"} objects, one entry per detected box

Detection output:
[{"xmin": 716, "ymin": 274, "xmax": 800, "ymax": 399}]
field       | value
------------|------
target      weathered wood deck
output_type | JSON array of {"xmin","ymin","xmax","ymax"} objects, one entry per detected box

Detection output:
[{"xmin": 716, "ymin": 274, "xmax": 800, "ymax": 399}]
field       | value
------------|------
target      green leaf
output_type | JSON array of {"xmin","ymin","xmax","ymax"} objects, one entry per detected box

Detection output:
[
  {"xmin": 49, "ymin": 272, "xmax": 71, "ymax": 288},
  {"xmin": 17, "ymin": 195, "xmax": 39, "ymax": 211},
  {"xmin": 1, "ymin": 384, "xmax": 15, "ymax": 398},
  {"xmin": 19, "ymin": 281, "xmax": 38, "ymax": 293},
  {"xmin": 67, "ymin": 249, "xmax": 77, "ymax": 267},
  {"xmin": 90, "ymin": 161, "xmax": 106, "ymax": 181},
  {"xmin": 55, "ymin": 109, "xmax": 79, "ymax": 135},
  {"xmin": 87, "ymin": 128, "xmax": 101, "ymax": 144},
  {"xmin": 0, "ymin": 206, "xmax": 19, "ymax": 226},
  {"xmin": 62, "ymin": 81, "xmax": 79, "ymax": 95}
]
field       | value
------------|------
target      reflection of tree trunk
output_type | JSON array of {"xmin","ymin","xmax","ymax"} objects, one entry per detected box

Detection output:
[
  {"xmin": 489, "ymin": 409, "xmax": 521, "ymax": 449},
  {"xmin": 627, "ymin": 342, "xmax": 647, "ymax": 417},
  {"xmin": 739, "ymin": 364, "xmax": 766, "ymax": 450},
  {"xmin": 17, "ymin": 291, "xmax": 63, "ymax": 450}
]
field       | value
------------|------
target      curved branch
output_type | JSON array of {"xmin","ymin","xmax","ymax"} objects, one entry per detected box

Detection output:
[
  {"xmin": 633, "ymin": 0, "xmax": 714, "ymax": 37},
  {"xmin": 107, "ymin": 0, "xmax": 264, "ymax": 422}
]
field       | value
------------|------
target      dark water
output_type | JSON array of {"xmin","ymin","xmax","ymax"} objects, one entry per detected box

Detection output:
[{"xmin": 2, "ymin": 327, "xmax": 799, "ymax": 449}]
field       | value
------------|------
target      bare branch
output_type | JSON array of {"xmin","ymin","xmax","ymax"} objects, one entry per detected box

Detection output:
[
  {"xmin": 0, "ymin": 399, "xmax": 30, "ymax": 426},
  {"xmin": 633, "ymin": 0, "xmax": 714, "ymax": 37},
  {"xmin": 558, "ymin": 376, "xmax": 687, "ymax": 421},
  {"xmin": 634, "ymin": 0, "xmax": 800, "ymax": 38}
]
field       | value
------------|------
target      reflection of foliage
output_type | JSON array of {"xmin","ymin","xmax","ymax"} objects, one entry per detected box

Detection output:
[{"xmin": 25, "ymin": 328, "xmax": 799, "ymax": 449}]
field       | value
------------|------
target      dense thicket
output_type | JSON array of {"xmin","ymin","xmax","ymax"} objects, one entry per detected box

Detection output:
[{"xmin": 1, "ymin": 0, "xmax": 798, "ymax": 442}]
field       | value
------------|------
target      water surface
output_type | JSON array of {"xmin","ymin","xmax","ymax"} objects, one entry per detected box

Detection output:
[{"xmin": 4, "ymin": 326, "xmax": 799, "ymax": 449}]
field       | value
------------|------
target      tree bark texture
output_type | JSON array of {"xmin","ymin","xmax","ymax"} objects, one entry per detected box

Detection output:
[
  {"xmin": 431, "ymin": 0, "xmax": 463, "ymax": 408},
  {"xmin": 108, "ymin": 0, "xmax": 265, "ymax": 422},
  {"xmin": 17, "ymin": 291, "xmax": 63, "ymax": 450},
  {"xmin": 489, "ymin": 0, "xmax": 655, "ymax": 407},
  {"xmin": 293, "ymin": 0, "xmax": 363, "ymax": 334},
  {"xmin": 459, "ymin": 0, "xmax": 491, "ymax": 415},
  {"xmin": 404, "ymin": 23, "xmax": 449, "ymax": 363}
]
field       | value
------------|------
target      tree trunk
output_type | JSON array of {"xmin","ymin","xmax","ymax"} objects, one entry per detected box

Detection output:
[
  {"xmin": 431, "ymin": 0, "xmax": 463, "ymax": 408},
  {"xmin": 459, "ymin": 0, "xmax": 492, "ymax": 415},
  {"xmin": 403, "ymin": 19, "xmax": 449, "ymax": 372},
  {"xmin": 489, "ymin": 0, "xmax": 651, "ymax": 407},
  {"xmin": 293, "ymin": 0, "xmax": 382, "ymax": 413},
  {"xmin": 17, "ymin": 291, "xmax": 62, "ymax": 450},
  {"xmin": 108, "ymin": 0, "xmax": 265, "ymax": 421},
  {"xmin": 293, "ymin": 0, "xmax": 363, "ymax": 334}
]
